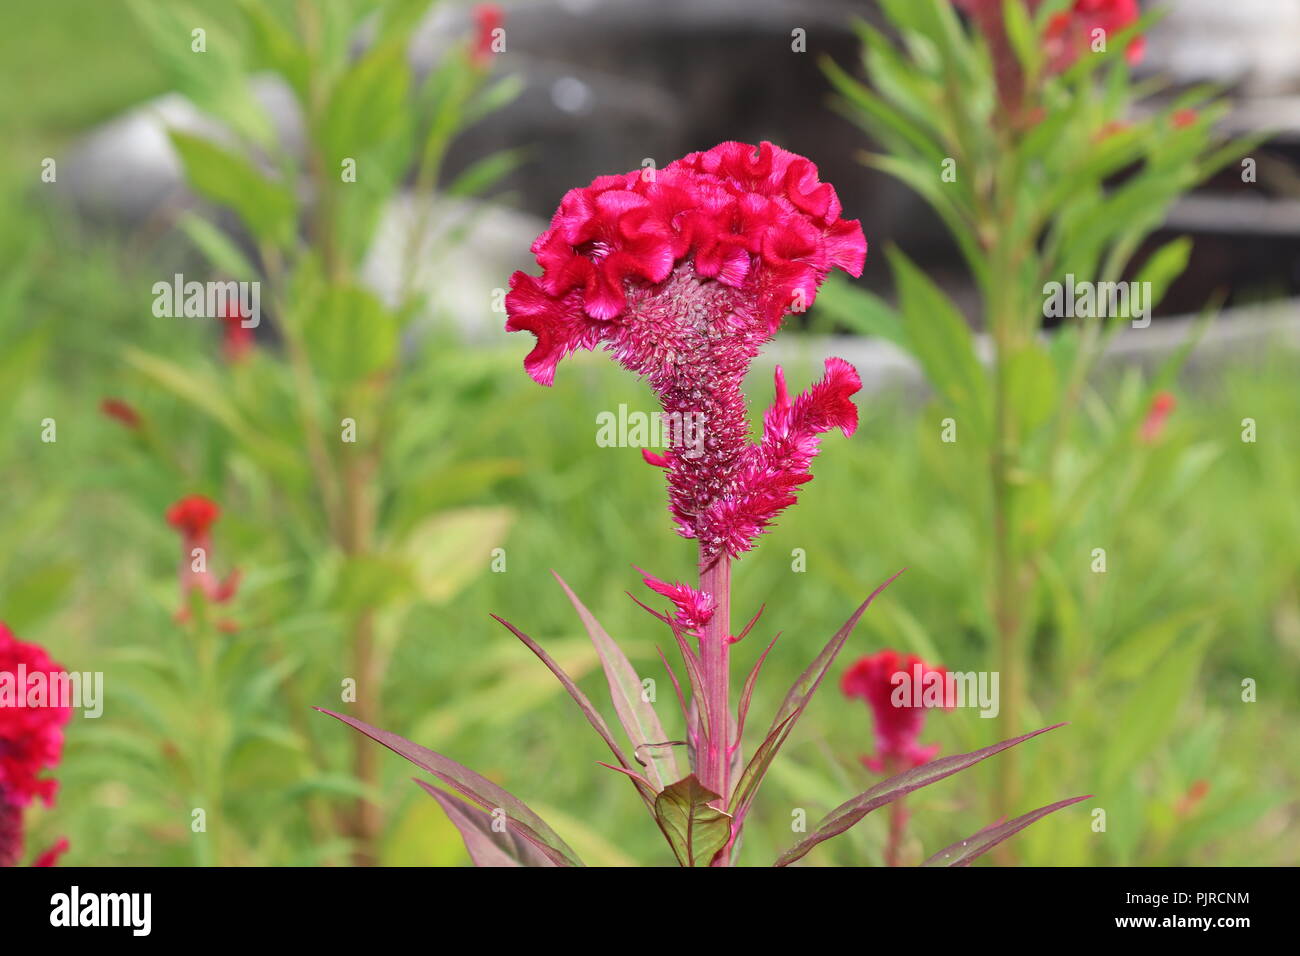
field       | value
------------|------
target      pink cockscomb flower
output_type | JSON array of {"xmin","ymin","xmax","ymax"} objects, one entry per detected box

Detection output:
[
  {"xmin": 0, "ymin": 623, "xmax": 71, "ymax": 868},
  {"xmin": 1140, "ymin": 390, "xmax": 1176, "ymax": 443},
  {"xmin": 842, "ymin": 649, "xmax": 949, "ymax": 773},
  {"xmin": 472, "ymin": 4, "xmax": 503, "ymax": 67},
  {"xmin": 166, "ymin": 495, "xmax": 241, "ymax": 614},
  {"xmin": 506, "ymin": 141, "xmax": 866, "ymax": 561}
]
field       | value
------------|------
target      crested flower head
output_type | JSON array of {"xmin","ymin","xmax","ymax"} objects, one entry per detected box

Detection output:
[
  {"xmin": 506, "ymin": 141, "xmax": 866, "ymax": 559},
  {"xmin": 842, "ymin": 649, "xmax": 948, "ymax": 773},
  {"xmin": 0, "ymin": 623, "xmax": 71, "ymax": 810}
]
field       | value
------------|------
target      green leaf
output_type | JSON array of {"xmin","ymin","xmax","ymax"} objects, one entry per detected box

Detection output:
[
  {"xmin": 654, "ymin": 775, "xmax": 732, "ymax": 867},
  {"xmin": 886, "ymin": 246, "xmax": 990, "ymax": 435},
  {"xmin": 813, "ymin": 275, "xmax": 906, "ymax": 347},
  {"xmin": 1101, "ymin": 627, "xmax": 1210, "ymax": 789},
  {"xmin": 178, "ymin": 212, "xmax": 259, "ymax": 279},
  {"xmin": 331, "ymin": 553, "xmax": 414, "ymax": 613},
  {"xmin": 300, "ymin": 284, "xmax": 400, "ymax": 385},
  {"xmin": 237, "ymin": 0, "xmax": 310, "ymax": 100},
  {"xmin": 401, "ymin": 506, "xmax": 512, "ymax": 605},
  {"xmin": 167, "ymin": 130, "xmax": 296, "ymax": 246},
  {"xmin": 1131, "ymin": 237, "xmax": 1192, "ymax": 314},
  {"xmin": 1004, "ymin": 341, "xmax": 1058, "ymax": 433},
  {"xmin": 446, "ymin": 148, "xmax": 527, "ymax": 199}
]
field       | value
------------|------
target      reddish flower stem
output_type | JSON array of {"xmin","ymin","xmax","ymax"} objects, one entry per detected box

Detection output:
[{"xmin": 698, "ymin": 547, "xmax": 731, "ymax": 865}]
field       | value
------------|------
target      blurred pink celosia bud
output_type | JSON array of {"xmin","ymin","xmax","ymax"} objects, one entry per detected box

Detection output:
[
  {"xmin": 639, "ymin": 569, "xmax": 716, "ymax": 638},
  {"xmin": 31, "ymin": 835, "xmax": 70, "ymax": 867},
  {"xmin": 472, "ymin": 4, "xmax": 504, "ymax": 67},
  {"xmin": 221, "ymin": 301, "xmax": 254, "ymax": 363},
  {"xmin": 841, "ymin": 649, "xmax": 949, "ymax": 773},
  {"xmin": 100, "ymin": 397, "xmax": 142, "ymax": 430},
  {"xmin": 1140, "ymin": 390, "xmax": 1176, "ymax": 443},
  {"xmin": 505, "ymin": 141, "xmax": 866, "ymax": 560},
  {"xmin": 0, "ymin": 623, "xmax": 71, "ymax": 868},
  {"xmin": 954, "ymin": 0, "xmax": 1143, "ymax": 117},
  {"xmin": 166, "ymin": 495, "xmax": 241, "ymax": 614}
]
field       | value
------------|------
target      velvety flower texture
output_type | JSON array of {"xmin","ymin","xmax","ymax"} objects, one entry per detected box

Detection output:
[
  {"xmin": 0, "ymin": 623, "xmax": 70, "ymax": 810},
  {"xmin": 842, "ymin": 649, "xmax": 948, "ymax": 773},
  {"xmin": 506, "ymin": 141, "xmax": 867, "ymax": 560},
  {"xmin": 1, "ymin": 623, "xmax": 71, "ymax": 866}
]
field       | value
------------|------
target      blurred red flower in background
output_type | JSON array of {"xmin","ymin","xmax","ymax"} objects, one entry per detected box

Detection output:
[
  {"xmin": 167, "ymin": 495, "xmax": 241, "ymax": 617},
  {"xmin": 0, "ymin": 623, "xmax": 71, "ymax": 867},
  {"xmin": 842, "ymin": 649, "xmax": 949, "ymax": 773},
  {"xmin": 472, "ymin": 4, "xmax": 503, "ymax": 67},
  {"xmin": 1140, "ymin": 390, "xmax": 1176, "ymax": 443},
  {"xmin": 100, "ymin": 397, "xmax": 142, "ymax": 430}
]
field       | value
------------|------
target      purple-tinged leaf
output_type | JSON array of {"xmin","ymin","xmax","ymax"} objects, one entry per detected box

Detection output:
[
  {"xmin": 657, "ymin": 645, "xmax": 691, "ymax": 730},
  {"xmin": 554, "ymin": 571, "xmax": 680, "ymax": 791},
  {"xmin": 734, "ymin": 603, "xmax": 766, "ymax": 644},
  {"xmin": 773, "ymin": 723, "xmax": 1067, "ymax": 867},
  {"xmin": 922, "ymin": 794, "xmax": 1091, "ymax": 867},
  {"xmin": 730, "ymin": 570, "xmax": 903, "ymax": 826},
  {"xmin": 490, "ymin": 614, "xmax": 658, "ymax": 812},
  {"xmin": 598, "ymin": 762, "xmax": 657, "ymax": 792},
  {"xmin": 655, "ymin": 774, "xmax": 732, "ymax": 867},
  {"xmin": 735, "ymin": 631, "xmax": 781, "ymax": 748},
  {"xmin": 316, "ymin": 708, "xmax": 582, "ymax": 867},
  {"xmin": 415, "ymin": 779, "xmax": 560, "ymax": 867},
  {"xmin": 633, "ymin": 598, "xmax": 712, "ymax": 743}
]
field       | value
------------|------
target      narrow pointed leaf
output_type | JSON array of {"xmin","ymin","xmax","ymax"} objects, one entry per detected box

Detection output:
[
  {"xmin": 654, "ymin": 774, "xmax": 732, "ymax": 867},
  {"xmin": 316, "ymin": 708, "xmax": 582, "ymax": 867},
  {"xmin": 490, "ymin": 614, "xmax": 658, "ymax": 812},
  {"xmin": 730, "ymin": 570, "xmax": 903, "ymax": 823},
  {"xmin": 416, "ymin": 779, "xmax": 560, "ymax": 867},
  {"xmin": 736, "ymin": 631, "xmax": 780, "ymax": 747},
  {"xmin": 922, "ymin": 794, "xmax": 1091, "ymax": 867},
  {"xmin": 554, "ymin": 571, "xmax": 679, "ymax": 790},
  {"xmin": 774, "ymin": 723, "xmax": 1066, "ymax": 866}
]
